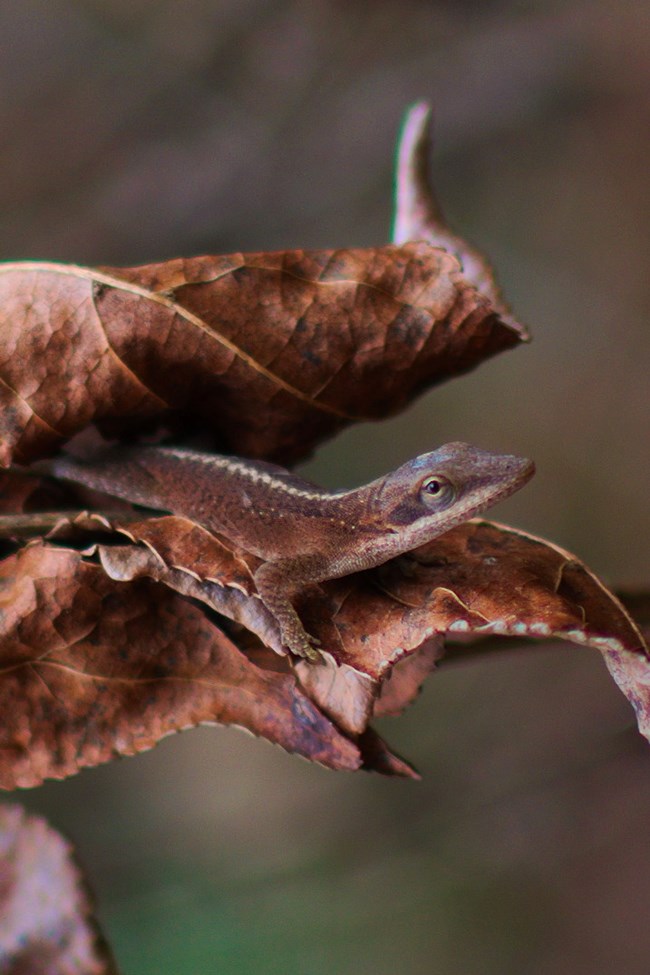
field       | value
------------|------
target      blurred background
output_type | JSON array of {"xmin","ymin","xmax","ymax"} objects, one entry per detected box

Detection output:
[{"xmin": 2, "ymin": 1, "xmax": 649, "ymax": 972}]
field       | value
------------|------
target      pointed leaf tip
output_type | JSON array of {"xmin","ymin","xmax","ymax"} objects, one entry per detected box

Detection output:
[{"xmin": 393, "ymin": 102, "xmax": 528, "ymax": 341}]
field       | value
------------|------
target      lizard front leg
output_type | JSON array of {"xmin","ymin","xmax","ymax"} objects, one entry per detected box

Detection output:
[{"xmin": 253, "ymin": 558, "xmax": 324, "ymax": 662}]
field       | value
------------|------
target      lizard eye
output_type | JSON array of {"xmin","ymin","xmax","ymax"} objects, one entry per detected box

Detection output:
[{"xmin": 419, "ymin": 475, "xmax": 455, "ymax": 508}]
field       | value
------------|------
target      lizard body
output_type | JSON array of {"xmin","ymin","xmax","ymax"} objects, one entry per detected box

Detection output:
[{"xmin": 44, "ymin": 443, "xmax": 534, "ymax": 661}]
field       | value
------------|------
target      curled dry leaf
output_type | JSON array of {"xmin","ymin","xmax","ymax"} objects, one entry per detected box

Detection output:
[
  {"xmin": 0, "ymin": 489, "xmax": 645, "ymax": 782},
  {"xmin": 595, "ymin": 593, "xmax": 650, "ymax": 742},
  {"xmin": 0, "ymin": 803, "xmax": 117, "ymax": 974},
  {"xmin": 384, "ymin": 521, "xmax": 650, "ymax": 738},
  {"xmin": 372, "ymin": 521, "xmax": 644, "ymax": 651},
  {"xmin": 88, "ymin": 514, "xmax": 445, "ymax": 736},
  {"xmin": 0, "ymin": 542, "xmax": 373, "ymax": 789},
  {"xmin": 34, "ymin": 506, "xmax": 646, "ymax": 747},
  {"xmin": 0, "ymin": 240, "xmax": 525, "ymax": 467},
  {"xmin": 296, "ymin": 521, "xmax": 647, "ymax": 734},
  {"xmin": 393, "ymin": 102, "xmax": 521, "ymax": 332}
]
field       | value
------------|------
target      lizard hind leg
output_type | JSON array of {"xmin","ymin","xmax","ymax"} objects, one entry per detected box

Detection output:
[{"xmin": 253, "ymin": 560, "xmax": 323, "ymax": 662}]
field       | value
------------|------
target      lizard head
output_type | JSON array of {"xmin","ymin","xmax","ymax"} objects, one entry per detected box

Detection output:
[{"xmin": 373, "ymin": 442, "xmax": 534, "ymax": 550}]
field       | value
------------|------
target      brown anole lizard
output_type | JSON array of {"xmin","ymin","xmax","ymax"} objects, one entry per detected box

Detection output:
[{"xmin": 43, "ymin": 443, "xmax": 534, "ymax": 662}]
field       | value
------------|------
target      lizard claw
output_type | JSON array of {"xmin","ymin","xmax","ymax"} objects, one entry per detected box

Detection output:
[{"xmin": 289, "ymin": 632, "xmax": 323, "ymax": 663}]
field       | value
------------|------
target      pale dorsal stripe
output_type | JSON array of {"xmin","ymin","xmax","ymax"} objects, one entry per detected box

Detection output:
[{"xmin": 161, "ymin": 448, "xmax": 355, "ymax": 501}]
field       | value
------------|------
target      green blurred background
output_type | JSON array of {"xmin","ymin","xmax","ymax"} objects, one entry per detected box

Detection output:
[{"xmin": 2, "ymin": 1, "xmax": 650, "ymax": 972}]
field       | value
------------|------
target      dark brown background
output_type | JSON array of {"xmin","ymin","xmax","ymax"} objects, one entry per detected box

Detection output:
[{"xmin": 3, "ymin": 2, "xmax": 649, "ymax": 972}]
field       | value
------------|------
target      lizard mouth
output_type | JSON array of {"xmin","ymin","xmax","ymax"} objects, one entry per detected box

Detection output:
[
  {"xmin": 431, "ymin": 455, "xmax": 535, "ymax": 536},
  {"xmin": 464, "ymin": 456, "xmax": 535, "ymax": 521}
]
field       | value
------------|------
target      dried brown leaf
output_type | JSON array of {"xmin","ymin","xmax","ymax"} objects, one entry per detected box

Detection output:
[
  {"xmin": 373, "ymin": 520, "xmax": 644, "ymax": 654},
  {"xmin": 292, "ymin": 521, "xmax": 646, "ymax": 732},
  {"xmin": 0, "ymin": 244, "xmax": 524, "ymax": 466},
  {"xmin": 93, "ymin": 516, "xmax": 286, "ymax": 657},
  {"xmin": 0, "ymin": 501, "xmax": 644, "ymax": 776},
  {"xmin": 114, "ymin": 515, "xmax": 256, "ymax": 594},
  {"xmin": 0, "ymin": 543, "xmax": 363, "ymax": 789},
  {"xmin": 0, "ymin": 803, "xmax": 117, "ymax": 974},
  {"xmin": 393, "ymin": 102, "xmax": 521, "ymax": 332},
  {"xmin": 356, "ymin": 728, "xmax": 420, "ymax": 779},
  {"xmin": 73, "ymin": 511, "xmax": 440, "ymax": 735},
  {"xmin": 55, "ymin": 508, "xmax": 647, "ymax": 744}
]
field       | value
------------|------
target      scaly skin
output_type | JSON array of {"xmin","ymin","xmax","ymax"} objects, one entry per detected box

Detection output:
[{"xmin": 44, "ymin": 443, "xmax": 534, "ymax": 661}]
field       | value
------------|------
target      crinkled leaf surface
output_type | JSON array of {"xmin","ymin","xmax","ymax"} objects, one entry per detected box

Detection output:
[
  {"xmin": 0, "ymin": 543, "xmax": 369, "ymax": 789},
  {"xmin": 0, "ymin": 499, "xmax": 644, "ymax": 785},
  {"xmin": 297, "ymin": 520, "xmax": 647, "ymax": 733},
  {"xmin": 0, "ymin": 803, "xmax": 117, "ymax": 974},
  {"xmin": 3, "ymin": 507, "xmax": 641, "ymax": 757},
  {"xmin": 0, "ymin": 242, "xmax": 524, "ymax": 466}
]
